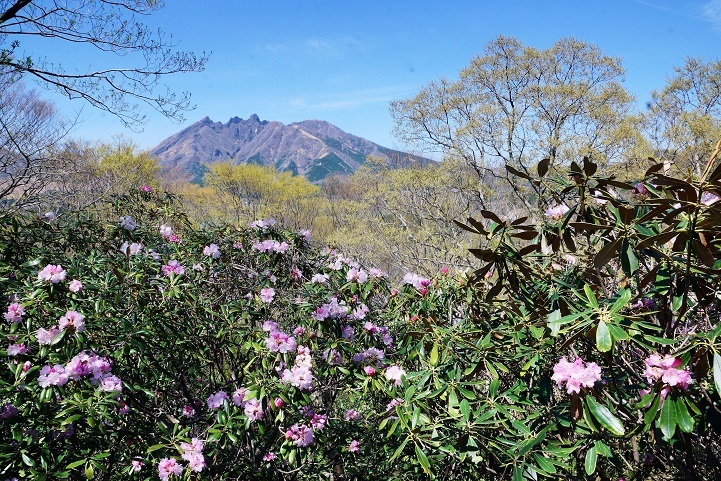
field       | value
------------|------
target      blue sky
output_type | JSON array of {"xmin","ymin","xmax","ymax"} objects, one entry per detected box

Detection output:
[{"xmin": 18, "ymin": 0, "xmax": 721, "ymax": 153}]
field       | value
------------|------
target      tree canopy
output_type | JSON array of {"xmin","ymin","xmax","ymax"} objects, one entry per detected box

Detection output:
[{"xmin": 0, "ymin": 0, "xmax": 208, "ymax": 128}]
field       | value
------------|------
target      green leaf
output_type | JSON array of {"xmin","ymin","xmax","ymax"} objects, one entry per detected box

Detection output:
[
  {"xmin": 66, "ymin": 460, "xmax": 86, "ymax": 470},
  {"xmin": 643, "ymin": 392, "xmax": 661, "ymax": 428},
  {"xmin": 146, "ymin": 444, "xmax": 166, "ymax": 453},
  {"xmin": 586, "ymin": 396, "xmax": 625, "ymax": 435},
  {"xmin": 621, "ymin": 240, "xmax": 639, "ymax": 276},
  {"xmin": 594, "ymin": 440, "xmax": 612, "ymax": 457},
  {"xmin": 596, "ymin": 320, "xmax": 612, "ymax": 352},
  {"xmin": 676, "ymin": 399, "xmax": 694, "ymax": 433},
  {"xmin": 609, "ymin": 289, "xmax": 632, "ymax": 314},
  {"xmin": 659, "ymin": 397, "xmax": 677, "ymax": 440},
  {"xmin": 584, "ymin": 446, "xmax": 597, "ymax": 475},
  {"xmin": 713, "ymin": 353, "xmax": 721, "ymax": 395},
  {"xmin": 584, "ymin": 284, "xmax": 599, "ymax": 308},
  {"xmin": 533, "ymin": 453, "xmax": 557, "ymax": 474},
  {"xmin": 415, "ymin": 444, "xmax": 431, "ymax": 474},
  {"xmin": 547, "ymin": 310, "xmax": 561, "ymax": 337},
  {"xmin": 429, "ymin": 343, "xmax": 439, "ymax": 366},
  {"xmin": 460, "ymin": 399, "xmax": 471, "ymax": 423}
]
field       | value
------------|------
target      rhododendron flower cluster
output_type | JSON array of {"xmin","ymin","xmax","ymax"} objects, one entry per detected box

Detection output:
[
  {"xmin": 265, "ymin": 324, "xmax": 297, "ymax": 354},
  {"xmin": 7, "ymin": 343, "xmax": 28, "ymax": 356},
  {"xmin": 346, "ymin": 267, "xmax": 368, "ymax": 283},
  {"xmin": 120, "ymin": 241, "xmax": 142, "ymax": 255},
  {"xmin": 158, "ymin": 457, "xmax": 183, "ymax": 481},
  {"xmin": 349, "ymin": 440, "xmax": 361, "ymax": 453},
  {"xmin": 159, "ymin": 224, "xmax": 173, "ymax": 239},
  {"xmin": 37, "ymin": 326, "xmax": 60, "ymax": 344},
  {"xmin": 643, "ymin": 353, "xmax": 692, "ymax": 392},
  {"xmin": 552, "ymin": 357, "xmax": 602, "ymax": 394},
  {"xmin": 37, "ymin": 350, "xmax": 119, "ymax": 392},
  {"xmin": 161, "ymin": 260, "xmax": 185, "ymax": 277},
  {"xmin": 68, "ymin": 279, "xmax": 83, "ymax": 293},
  {"xmin": 253, "ymin": 239, "xmax": 289, "ymax": 253},
  {"xmin": 260, "ymin": 287, "xmax": 275, "ymax": 304},
  {"xmin": 4, "ymin": 303, "xmax": 24, "ymax": 323},
  {"xmin": 403, "ymin": 272, "xmax": 431, "ymax": 291},
  {"xmin": 244, "ymin": 398, "xmax": 264, "ymax": 421},
  {"xmin": 314, "ymin": 296, "xmax": 349, "ymax": 321},
  {"xmin": 385, "ymin": 365, "xmax": 407, "ymax": 386},
  {"xmin": 345, "ymin": 409, "xmax": 360, "ymax": 421},
  {"xmin": 544, "ymin": 203, "xmax": 570, "ymax": 220},
  {"xmin": 353, "ymin": 347, "xmax": 385, "ymax": 364},
  {"xmin": 207, "ymin": 391, "xmax": 229, "ymax": 410},
  {"xmin": 311, "ymin": 273, "xmax": 329, "ymax": 284},
  {"xmin": 38, "ymin": 264, "xmax": 66, "ymax": 283},
  {"xmin": 180, "ymin": 437, "xmax": 206, "ymax": 473},
  {"xmin": 202, "ymin": 243, "xmax": 221, "ymax": 259},
  {"xmin": 58, "ymin": 310, "xmax": 85, "ymax": 333},
  {"xmin": 280, "ymin": 344, "xmax": 314, "ymax": 391},
  {"xmin": 249, "ymin": 218, "xmax": 277, "ymax": 229},
  {"xmin": 119, "ymin": 215, "xmax": 137, "ymax": 230},
  {"xmin": 285, "ymin": 423, "xmax": 314, "ymax": 447}
]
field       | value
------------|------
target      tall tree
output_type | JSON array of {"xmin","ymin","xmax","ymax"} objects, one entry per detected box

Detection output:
[
  {"xmin": 0, "ymin": 0, "xmax": 208, "ymax": 128},
  {"xmin": 645, "ymin": 57, "xmax": 721, "ymax": 175},
  {"xmin": 390, "ymin": 36, "xmax": 636, "ymax": 206},
  {"xmin": 0, "ymin": 73, "xmax": 67, "ymax": 209}
]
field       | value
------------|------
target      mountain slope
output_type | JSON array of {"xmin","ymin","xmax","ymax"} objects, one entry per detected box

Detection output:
[{"xmin": 150, "ymin": 114, "xmax": 433, "ymax": 182}]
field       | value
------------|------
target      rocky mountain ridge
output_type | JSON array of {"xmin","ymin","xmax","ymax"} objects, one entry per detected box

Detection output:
[{"xmin": 150, "ymin": 114, "xmax": 433, "ymax": 182}]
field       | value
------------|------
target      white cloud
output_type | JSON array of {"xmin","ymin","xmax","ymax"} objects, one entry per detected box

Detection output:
[
  {"xmin": 701, "ymin": 0, "xmax": 721, "ymax": 29},
  {"xmin": 288, "ymin": 86, "xmax": 415, "ymax": 112}
]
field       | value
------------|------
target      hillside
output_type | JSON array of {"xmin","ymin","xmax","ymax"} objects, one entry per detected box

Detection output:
[{"xmin": 149, "ymin": 114, "xmax": 433, "ymax": 182}]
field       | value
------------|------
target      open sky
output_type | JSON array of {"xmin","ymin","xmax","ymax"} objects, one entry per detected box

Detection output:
[{"xmin": 19, "ymin": 0, "xmax": 721, "ymax": 154}]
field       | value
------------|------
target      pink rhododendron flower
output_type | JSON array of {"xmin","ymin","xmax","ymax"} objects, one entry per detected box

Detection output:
[
  {"xmin": 342, "ymin": 325, "xmax": 355, "ymax": 341},
  {"xmin": 403, "ymin": 273, "xmax": 431, "ymax": 291},
  {"xmin": 58, "ymin": 310, "xmax": 85, "ymax": 333},
  {"xmin": 346, "ymin": 267, "xmax": 368, "ymax": 284},
  {"xmin": 182, "ymin": 405, "xmax": 195, "ymax": 417},
  {"xmin": 244, "ymin": 398, "xmax": 264, "ymax": 421},
  {"xmin": 349, "ymin": 440, "xmax": 360, "ymax": 453},
  {"xmin": 369, "ymin": 268, "xmax": 386, "ymax": 278},
  {"xmin": 120, "ymin": 241, "xmax": 142, "ymax": 255},
  {"xmin": 385, "ymin": 365, "xmax": 406, "ymax": 386},
  {"xmin": 38, "ymin": 264, "xmax": 66, "ymax": 283},
  {"xmin": 161, "ymin": 260, "xmax": 185, "ymax": 277},
  {"xmin": 157, "ymin": 457, "xmax": 183, "ymax": 480},
  {"xmin": 232, "ymin": 387, "xmax": 249, "ymax": 407},
  {"xmin": 643, "ymin": 353, "xmax": 692, "ymax": 391},
  {"xmin": 119, "ymin": 215, "xmax": 137, "ymax": 230},
  {"xmin": 364, "ymin": 366, "xmax": 377, "ymax": 377},
  {"xmin": 37, "ymin": 326, "xmax": 60, "ymax": 345},
  {"xmin": 280, "ymin": 365, "xmax": 314, "ymax": 390},
  {"xmin": 265, "ymin": 329, "xmax": 297, "ymax": 354},
  {"xmin": 285, "ymin": 423, "xmax": 314, "ymax": 447},
  {"xmin": 551, "ymin": 357, "xmax": 602, "ymax": 394},
  {"xmin": 290, "ymin": 267, "xmax": 302, "ymax": 281},
  {"xmin": 345, "ymin": 409, "xmax": 360, "ymax": 421},
  {"xmin": 99, "ymin": 375, "xmax": 122, "ymax": 393},
  {"xmin": 386, "ymin": 398, "xmax": 403, "ymax": 412},
  {"xmin": 130, "ymin": 460, "xmax": 144, "ymax": 473},
  {"xmin": 180, "ymin": 438, "xmax": 205, "ymax": 472},
  {"xmin": 310, "ymin": 413, "xmax": 327, "ymax": 431},
  {"xmin": 38, "ymin": 364, "xmax": 69, "ymax": 387},
  {"xmin": 260, "ymin": 287, "xmax": 275, "ymax": 304},
  {"xmin": 140, "ymin": 184, "xmax": 152, "ymax": 192},
  {"xmin": 353, "ymin": 347, "xmax": 385, "ymax": 363},
  {"xmin": 252, "ymin": 239, "xmax": 289, "ymax": 253},
  {"xmin": 207, "ymin": 391, "xmax": 229, "ymax": 410},
  {"xmin": 7, "ymin": 343, "xmax": 28, "ymax": 356},
  {"xmin": 324, "ymin": 348, "xmax": 343, "ymax": 365},
  {"xmin": 249, "ymin": 218, "xmax": 277, "ymax": 229},
  {"xmin": 68, "ymin": 279, "xmax": 83, "ymax": 293},
  {"xmin": 274, "ymin": 397, "xmax": 284, "ymax": 409},
  {"xmin": 203, "ymin": 244, "xmax": 221, "ymax": 259},
  {"xmin": 544, "ymin": 203, "xmax": 570, "ymax": 220},
  {"xmin": 262, "ymin": 452, "xmax": 276, "ymax": 462},
  {"xmin": 311, "ymin": 273, "xmax": 329, "ymax": 284},
  {"xmin": 701, "ymin": 191, "xmax": 720, "ymax": 205},
  {"xmin": 159, "ymin": 224, "xmax": 173, "ymax": 239},
  {"xmin": 4, "ymin": 302, "xmax": 24, "ymax": 323}
]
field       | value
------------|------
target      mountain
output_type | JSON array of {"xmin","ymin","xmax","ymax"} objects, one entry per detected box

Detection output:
[{"xmin": 149, "ymin": 114, "xmax": 433, "ymax": 183}]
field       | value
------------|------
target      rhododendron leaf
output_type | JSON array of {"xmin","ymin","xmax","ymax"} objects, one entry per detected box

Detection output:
[
  {"xmin": 596, "ymin": 321, "xmax": 612, "ymax": 352},
  {"xmin": 586, "ymin": 397, "xmax": 624, "ymax": 435},
  {"xmin": 85, "ymin": 464, "xmax": 95, "ymax": 479},
  {"xmin": 659, "ymin": 397, "xmax": 677, "ymax": 439},
  {"xmin": 147, "ymin": 444, "xmax": 165, "ymax": 453},
  {"xmin": 584, "ymin": 445, "xmax": 597, "ymax": 475},
  {"xmin": 676, "ymin": 399, "xmax": 694, "ymax": 433},
  {"xmin": 429, "ymin": 343, "xmax": 439, "ymax": 366},
  {"xmin": 415, "ymin": 444, "xmax": 431, "ymax": 473},
  {"xmin": 594, "ymin": 440, "xmax": 612, "ymax": 457},
  {"xmin": 533, "ymin": 453, "xmax": 556, "ymax": 474},
  {"xmin": 66, "ymin": 459, "xmax": 86, "ymax": 469},
  {"xmin": 609, "ymin": 289, "xmax": 632, "ymax": 314},
  {"xmin": 607, "ymin": 324, "xmax": 628, "ymax": 341},
  {"xmin": 713, "ymin": 353, "xmax": 721, "ymax": 395},
  {"xmin": 547, "ymin": 310, "xmax": 561, "ymax": 337}
]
